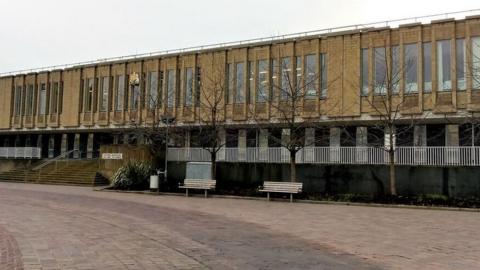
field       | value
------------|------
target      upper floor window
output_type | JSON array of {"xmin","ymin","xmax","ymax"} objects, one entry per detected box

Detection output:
[
  {"xmin": 235, "ymin": 62, "xmax": 245, "ymax": 103},
  {"xmin": 248, "ymin": 61, "xmax": 254, "ymax": 103},
  {"xmin": 129, "ymin": 74, "xmax": 140, "ymax": 111},
  {"xmin": 456, "ymin": 38, "xmax": 466, "ymax": 91},
  {"xmin": 184, "ymin": 68, "xmax": 194, "ymax": 107},
  {"xmin": 26, "ymin": 84, "xmax": 34, "ymax": 116},
  {"xmin": 473, "ymin": 37, "xmax": 480, "ymax": 90},
  {"xmin": 391, "ymin": 46, "xmax": 400, "ymax": 94},
  {"xmin": 51, "ymin": 82, "xmax": 59, "ymax": 114},
  {"xmin": 304, "ymin": 54, "xmax": 317, "ymax": 99},
  {"xmin": 166, "ymin": 69, "xmax": 175, "ymax": 108},
  {"xmin": 100, "ymin": 77, "xmax": 109, "ymax": 112},
  {"xmin": 423, "ymin": 42, "xmax": 432, "ymax": 92},
  {"xmin": 39, "ymin": 83, "xmax": 47, "ymax": 115},
  {"xmin": 147, "ymin": 72, "xmax": 158, "ymax": 109},
  {"xmin": 271, "ymin": 59, "xmax": 278, "ymax": 100},
  {"xmin": 84, "ymin": 78, "xmax": 94, "ymax": 112},
  {"xmin": 437, "ymin": 40, "xmax": 452, "ymax": 91},
  {"xmin": 404, "ymin": 43, "xmax": 418, "ymax": 93},
  {"xmin": 281, "ymin": 57, "xmax": 292, "ymax": 100},
  {"xmin": 115, "ymin": 75, "xmax": 125, "ymax": 111},
  {"xmin": 14, "ymin": 86, "xmax": 22, "ymax": 116},
  {"xmin": 374, "ymin": 47, "xmax": 387, "ymax": 95},
  {"xmin": 361, "ymin": 49, "xmax": 369, "ymax": 96},
  {"xmin": 296, "ymin": 56, "xmax": 302, "ymax": 91},
  {"xmin": 256, "ymin": 59, "xmax": 268, "ymax": 102},
  {"xmin": 320, "ymin": 53, "xmax": 328, "ymax": 98}
]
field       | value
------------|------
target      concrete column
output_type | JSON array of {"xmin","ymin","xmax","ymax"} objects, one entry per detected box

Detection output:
[
  {"xmin": 384, "ymin": 126, "xmax": 396, "ymax": 149},
  {"xmin": 238, "ymin": 129, "xmax": 247, "ymax": 161},
  {"xmin": 330, "ymin": 127, "xmax": 341, "ymax": 162},
  {"xmin": 123, "ymin": 134, "xmax": 130, "ymax": 145},
  {"xmin": 137, "ymin": 134, "xmax": 145, "ymax": 145},
  {"xmin": 184, "ymin": 130, "xmax": 191, "ymax": 148},
  {"xmin": 217, "ymin": 128, "xmax": 226, "ymax": 160},
  {"xmin": 25, "ymin": 135, "xmax": 31, "ymax": 147},
  {"xmin": 36, "ymin": 135, "xmax": 42, "ymax": 149},
  {"xmin": 61, "ymin": 134, "xmax": 68, "ymax": 154},
  {"xmin": 14, "ymin": 135, "xmax": 21, "ymax": 147},
  {"xmin": 259, "ymin": 129, "xmax": 268, "ymax": 147},
  {"xmin": 48, "ymin": 135, "xmax": 55, "ymax": 158},
  {"xmin": 73, "ymin": 134, "xmax": 80, "ymax": 159},
  {"xmin": 445, "ymin": 124, "xmax": 459, "ymax": 146},
  {"xmin": 305, "ymin": 128, "xmax": 315, "ymax": 147},
  {"xmin": 414, "ymin": 125, "xmax": 427, "ymax": 146},
  {"xmin": 356, "ymin": 127, "xmax": 368, "ymax": 147},
  {"xmin": 281, "ymin": 129, "xmax": 290, "ymax": 161},
  {"xmin": 87, "ymin": 133, "xmax": 94, "ymax": 159}
]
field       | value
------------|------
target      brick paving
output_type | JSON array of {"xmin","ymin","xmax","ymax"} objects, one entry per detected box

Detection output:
[{"xmin": 0, "ymin": 183, "xmax": 479, "ymax": 269}]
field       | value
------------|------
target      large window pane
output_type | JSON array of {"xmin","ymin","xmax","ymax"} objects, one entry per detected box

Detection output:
[
  {"xmin": 51, "ymin": 82, "xmax": 59, "ymax": 114},
  {"xmin": 147, "ymin": 72, "xmax": 158, "ymax": 109},
  {"xmin": 257, "ymin": 59, "xmax": 268, "ymax": 102},
  {"xmin": 184, "ymin": 68, "xmax": 194, "ymax": 106},
  {"xmin": 248, "ymin": 61, "xmax": 254, "ymax": 103},
  {"xmin": 296, "ymin": 56, "xmax": 302, "ymax": 92},
  {"xmin": 84, "ymin": 78, "xmax": 94, "ymax": 112},
  {"xmin": 374, "ymin": 47, "xmax": 387, "ymax": 94},
  {"xmin": 456, "ymin": 38, "xmax": 466, "ymax": 91},
  {"xmin": 115, "ymin": 75, "xmax": 125, "ymax": 111},
  {"xmin": 235, "ymin": 62, "xmax": 245, "ymax": 103},
  {"xmin": 14, "ymin": 86, "xmax": 22, "ymax": 116},
  {"xmin": 392, "ymin": 46, "xmax": 400, "ymax": 93},
  {"xmin": 281, "ymin": 57, "xmax": 291, "ymax": 100},
  {"xmin": 405, "ymin": 43, "xmax": 418, "ymax": 93},
  {"xmin": 100, "ymin": 77, "xmax": 109, "ymax": 112},
  {"xmin": 437, "ymin": 40, "xmax": 452, "ymax": 91},
  {"xmin": 320, "ymin": 53, "xmax": 328, "ymax": 98},
  {"xmin": 304, "ymin": 54, "xmax": 317, "ymax": 99},
  {"xmin": 473, "ymin": 37, "xmax": 480, "ymax": 89},
  {"xmin": 361, "ymin": 49, "xmax": 369, "ymax": 96},
  {"xmin": 167, "ymin": 69, "xmax": 175, "ymax": 108},
  {"xmin": 423, "ymin": 42, "xmax": 432, "ymax": 92},
  {"xmin": 26, "ymin": 84, "xmax": 34, "ymax": 115},
  {"xmin": 39, "ymin": 83, "xmax": 47, "ymax": 115}
]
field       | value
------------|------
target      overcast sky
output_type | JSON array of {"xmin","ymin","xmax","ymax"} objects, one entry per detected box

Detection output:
[{"xmin": 1, "ymin": 0, "xmax": 479, "ymax": 73}]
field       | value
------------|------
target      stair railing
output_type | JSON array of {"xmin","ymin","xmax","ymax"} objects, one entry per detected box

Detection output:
[{"xmin": 31, "ymin": 149, "xmax": 79, "ymax": 172}]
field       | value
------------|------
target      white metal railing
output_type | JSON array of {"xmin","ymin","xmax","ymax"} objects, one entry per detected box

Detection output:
[
  {"xmin": 0, "ymin": 147, "xmax": 42, "ymax": 159},
  {"xmin": 167, "ymin": 147, "xmax": 480, "ymax": 166},
  {"xmin": 1, "ymin": 9, "xmax": 480, "ymax": 76}
]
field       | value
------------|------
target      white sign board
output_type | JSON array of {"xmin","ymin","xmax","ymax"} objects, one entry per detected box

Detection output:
[{"xmin": 102, "ymin": 153, "xmax": 123, "ymax": 160}]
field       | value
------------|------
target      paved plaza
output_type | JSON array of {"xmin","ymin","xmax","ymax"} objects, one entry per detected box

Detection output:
[{"xmin": 0, "ymin": 183, "xmax": 479, "ymax": 269}]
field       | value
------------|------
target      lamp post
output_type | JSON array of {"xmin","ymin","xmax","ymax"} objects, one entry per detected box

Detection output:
[{"xmin": 161, "ymin": 115, "xmax": 175, "ymax": 192}]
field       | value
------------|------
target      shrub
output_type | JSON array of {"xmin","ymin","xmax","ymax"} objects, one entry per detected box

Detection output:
[{"xmin": 111, "ymin": 161, "xmax": 152, "ymax": 190}]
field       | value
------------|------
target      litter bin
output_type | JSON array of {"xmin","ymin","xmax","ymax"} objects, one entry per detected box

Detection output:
[{"xmin": 150, "ymin": 175, "xmax": 159, "ymax": 191}]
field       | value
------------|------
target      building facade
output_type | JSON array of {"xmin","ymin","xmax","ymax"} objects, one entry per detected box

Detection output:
[{"xmin": 1, "ymin": 14, "xmax": 480, "ymax": 161}]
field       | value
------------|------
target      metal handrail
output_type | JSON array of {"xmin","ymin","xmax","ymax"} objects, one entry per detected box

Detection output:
[
  {"xmin": 31, "ymin": 149, "xmax": 78, "ymax": 171},
  {"xmin": 1, "ymin": 8, "xmax": 480, "ymax": 77}
]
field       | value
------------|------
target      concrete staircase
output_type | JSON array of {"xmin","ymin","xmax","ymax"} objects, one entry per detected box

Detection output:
[{"xmin": 0, "ymin": 160, "xmax": 109, "ymax": 186}]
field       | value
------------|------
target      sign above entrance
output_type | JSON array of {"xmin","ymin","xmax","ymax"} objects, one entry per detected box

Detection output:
[{"xmin": 102, "ymin": 153, "xmax": 123, "ymax": 160}]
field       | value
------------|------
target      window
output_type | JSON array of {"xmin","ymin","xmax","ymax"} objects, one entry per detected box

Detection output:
[
  {"xmin": 256, "ymin": 59, "xmax": 268, "ymax": 102},
  {"xmin": 115, "ymin": 75, "xmax": 125, "ymax": 111},
  {"xmin": 84, "ymin": 78, "xmax": 94, "ymax": 112},
  {"xmin": 14, "ymin": 86, "xmax": 22, "ymax": 116},
  {"xmin": 166, "ymin": 69, "xmax": 175, "ymax": 108},
  {"xmin": 304, "ymin": 54, "xmax": 317, "ymax": 98},
  {"xmin": 39, "ymin": 83, "xmax": 47, "ymax": 115},
  {"xmin": 404, "ymin": 43, "xmax": 418, "ymax": 93},
  {"xmin": 281, "ymin": 57, "xmax": 292, "ymax": 100},
  {"xmin": 361, "ymin": 49, "xmax": 369, "ymax": 96},
  {"xmin": 392, "ymin": 46, "xmax": 400, "ymax": 93},
  {"xmin": 147, "ymin": 72, "xmax": 158, "ymax": 109},
  {"xmin": 129, "ymin": 75, "xmax": 140, "ymax": 111},
  {"xmin": 100, "ymin": 77, "xmax": 109, "ymax": 112},
  {"xmin": 195, "ymin": 67, "xmax": 201, "ymax": 107},
  {"xmin": 184, "ymin": 68, "xmax": 194, "ymax": 106},
  {"xmin": 437, "ymin": 40, "xmax": 452, "ymax": 91},
  {"xmin": 456, "ymin": 38, "xmax": 466, "ymax": 91},
  {"xmin": 473, "ymin": 37, "xmax": 480, "ymax": 89},
  {"xmin": 374, "ymin": 47, "xmax": 387, "ymax": 94},
  {"xmin": 225, "ymin": 63, "xmax": 233, "ymax": 104},
  {"xmin": 235, "ymin": 62, "xmax": 245, "ymax": 103},
  {"xmin": 51, "ymin": 82, "xmax": 59, "ymax": 114},
  {"xmin": 248, "ymin": 61, "xmax": 254, "ymax": 103},
  {"xmin": 423, "ymin": 42, "xmax": 432, "ymax": 92},
  {"xmin": 26, "ymin": 84, "xmax": 34, "ymax": 115},
  {"xmin": 271, "ymin": 59, "xmax": 278, "ymax": 100},
  {"xmin": 296, "ymin": 56, "xmax": 302, "ymax": 90},
  {"xmin": 320, "ymin": 53, "xmax": 328, "ymax": 98}
]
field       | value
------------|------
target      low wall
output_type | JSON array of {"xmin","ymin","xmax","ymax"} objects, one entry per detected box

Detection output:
[
  {"xmin": 167, "ymin": 162, "xmax": 480, "ymax": 198},
  {"xmin": 99, "ymin": 145, "xmax": 152, "ymax": 179},
  {"xmin": 0, "ymin": 160, "xmax": 33, "ymax": 173}
]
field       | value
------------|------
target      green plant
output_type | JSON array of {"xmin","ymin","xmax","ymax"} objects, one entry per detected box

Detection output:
[{"xmin": 111, "ymin": 161, "xmax": 152, "ymax": 190}]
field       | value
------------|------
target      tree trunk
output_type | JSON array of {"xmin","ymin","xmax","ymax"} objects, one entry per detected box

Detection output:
[
  {"xmin": 290, "ymin": 150, "xmax": 296, "ymax": 182},
  {"xmin": 389, "ymin": 147, "xmax": 396, "ymax": 195},
  {"xmin": 211, "ymin": 151, "xmax": 217, "ymax": 180}
]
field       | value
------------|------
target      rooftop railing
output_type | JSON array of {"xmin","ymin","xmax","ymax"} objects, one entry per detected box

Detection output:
[
  {"xmin": 1, "ymin": 9, "xmax": 480, "ymax": 77},
  {"xmin": 167, "ymin": 146, "xmax": 480, "ymax": 167}
]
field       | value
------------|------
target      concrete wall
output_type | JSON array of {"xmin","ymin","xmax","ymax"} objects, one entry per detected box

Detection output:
[
  {"xmin": 168, "ymin": 162, "xmax": 480, "ymax": 198},
  {"xmin": 0, "ymin": 160, "xmax": 32, "ymax": 173}
]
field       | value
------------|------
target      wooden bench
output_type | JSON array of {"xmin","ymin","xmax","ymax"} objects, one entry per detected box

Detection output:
[
  {"xmin": 259, "ymin": 181, "xmax": 303, "ymax": 202},
  {"xmin": 179, "ymin": 179, "xmax": 216, "ymax": 198}
]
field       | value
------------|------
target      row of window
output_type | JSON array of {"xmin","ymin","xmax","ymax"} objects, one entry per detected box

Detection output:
[
  {"xmin": 361, "ymin": 37, "xmax": 480, "ymax": 95},
  {"xmin": 225, "ymin": 54, "xmax": 328, "ymax": 104},
  {"xmin": 13, "ymin": 82, "xmax": 61, "ymax": 117}
]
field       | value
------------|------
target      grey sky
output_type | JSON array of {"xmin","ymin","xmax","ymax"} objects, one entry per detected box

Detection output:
[{"xmin": 0, "ymin": 0, "xmax": 479, "ymax": 73}]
